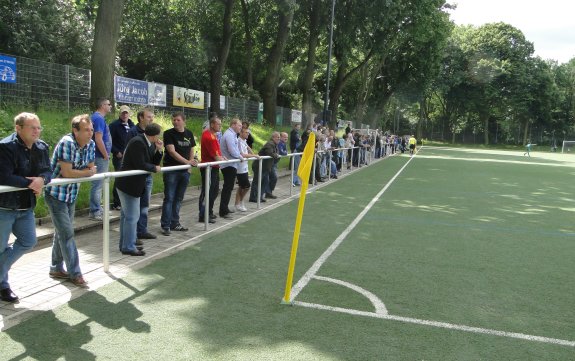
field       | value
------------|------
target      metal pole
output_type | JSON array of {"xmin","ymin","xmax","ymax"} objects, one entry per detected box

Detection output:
[
  {"xmin": 311, "ymin": 151, "xmax": 317, "ymax": 185},
  {"xmin": 323, "ymin": 0, "xmax": 336, "ymax": 124},
  {"xmin": 327, "ymin": 150, "xmax": 332, "ymax": 180},
  {"xmin": 103, "ymin": 176, "xmax": 110, "ymax": 272},
  {"xmin": 257, "ymin": 158, "xmax": 263, "ymax": 209},
  {"xmin": 204, "ymin": 166, "xmax": 210, "ymax": 230},
  {"xmin": 290, "ymin": 155, "xmax": 294, "ymax": 196},
  {"xmin": 65, "ymin": 65, "xmax": 70, "ymax": 114}
]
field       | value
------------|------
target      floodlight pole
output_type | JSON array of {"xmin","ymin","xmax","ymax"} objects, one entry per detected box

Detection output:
[{"xmin": 323, "ymin": 0, "xmax": 336, "ymax": 125}]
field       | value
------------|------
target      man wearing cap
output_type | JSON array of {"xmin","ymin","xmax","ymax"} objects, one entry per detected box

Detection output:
[
  {"xmin": 108, "ymin": 105, "xmax": 135, "ymax": 210},
  {"xmin": 116, "ymin": 123, "xmax": 163, "ymax": 256}
]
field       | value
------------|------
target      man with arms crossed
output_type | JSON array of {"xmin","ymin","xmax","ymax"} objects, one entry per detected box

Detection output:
[{"xmin": 109, "ymin": 105, "xmax": 135, "ymax": 210}]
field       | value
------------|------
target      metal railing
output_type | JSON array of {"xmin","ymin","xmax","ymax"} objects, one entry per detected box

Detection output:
[{"xmin": 0, "ymin": 146, "xmax": 368, "ymax": 272}]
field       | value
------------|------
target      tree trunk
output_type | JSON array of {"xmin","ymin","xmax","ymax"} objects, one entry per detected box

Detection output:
[
  {"xmin": 262, "ymin": 0, "xmax": 295, "ymax": 126},
  {"xmin": 210, "ymin": 0, "xmax": 234, "ymax": 116},
  {"xmin": 328, "ymin": 63, "xmax": 347, "ymax": 128},
  {"xmin": 481, "ymin": 112, "xmax": 489, "ymax": 145},
  {"xmin": 300, "ymin": 0, "xmax": 321, "ymax": 129},
  {"xmin": 90, "ymin": 0, "xmax": 126, "ymax": 110},
  {"xmin": 240, "ymin": 0, "xmax": 253, "ymax": 90},
  {"xmin": 522, "ymin": 119, "xmax": 530, "ymax": 145},
  {"xmin": 417, "ymin": 98, "xmax": 425, "ymax": 139}
]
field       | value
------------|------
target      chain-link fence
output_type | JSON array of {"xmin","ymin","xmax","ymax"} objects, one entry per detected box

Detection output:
[
  {"xmin": 0, "ymin": 53, "xmax": 316, "ymax": 126},
  {"xmin": 0, "ymin": 55, "xmax": 90, "ymax": 111}
]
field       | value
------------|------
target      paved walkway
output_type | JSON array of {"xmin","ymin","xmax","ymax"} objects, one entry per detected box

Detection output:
[{"xmin": 0, "ymin": 163, "xmax": 372, "ymax": 330}]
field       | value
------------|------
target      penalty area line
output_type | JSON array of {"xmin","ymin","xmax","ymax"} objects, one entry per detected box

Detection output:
[
  {"xmin": 289, "ymin": 152, "xmax": 418, "ymax": 302},
  {"xmin": 293, "ymin": 301, "xmax": 575, "ymax": 348}
]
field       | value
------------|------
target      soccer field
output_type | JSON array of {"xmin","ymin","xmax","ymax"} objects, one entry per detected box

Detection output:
[{"xmin": 1, "ymin": 147, "xmax": 574, "ymax": 360}]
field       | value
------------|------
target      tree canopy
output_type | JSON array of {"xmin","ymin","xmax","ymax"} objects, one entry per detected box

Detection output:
[{"xmin": 1, "ymin": 0, "xmax": 574, "ymax": 143}]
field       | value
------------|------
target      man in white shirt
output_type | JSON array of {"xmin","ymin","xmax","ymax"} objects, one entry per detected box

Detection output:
[{"xmin": 219, "ymin": 118, "xmax": 243, "ymax": 219}]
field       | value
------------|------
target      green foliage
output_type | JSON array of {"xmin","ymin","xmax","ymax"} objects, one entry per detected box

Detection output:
[{"xmin": 0, "ymin": 0, "xmax": 92, "ymax": 67}]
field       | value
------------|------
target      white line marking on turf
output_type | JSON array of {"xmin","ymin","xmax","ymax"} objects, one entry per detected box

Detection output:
[
  {"xmin": 289, "ymin": 153, "xmax": 417, "ymax": 301},
  {"xmin": 312, "ymin": 275, "xmax": 388, "ymax": 315},
  {"xmin": 416, "ymin": 154, "xmax": 575, "ymax": 168},
  {"xmin": 292, "ymin": 301, "xmax": 575, "ymax": 347}
]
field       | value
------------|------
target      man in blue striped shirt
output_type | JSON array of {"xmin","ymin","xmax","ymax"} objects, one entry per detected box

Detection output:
[{"xmin": 45, "ymin": 114, "xmax": 97, "ymax": 288}]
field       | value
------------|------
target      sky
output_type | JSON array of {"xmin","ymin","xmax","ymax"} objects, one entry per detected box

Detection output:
[{"xmin": 447, "ymin": 0, "xmax": 574, "ymax": 64}]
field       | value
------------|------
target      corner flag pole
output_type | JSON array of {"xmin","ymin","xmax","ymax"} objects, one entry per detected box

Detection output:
[{"xmin": 282, "ymin": 132, "xmax": 316, "ymax": 304}]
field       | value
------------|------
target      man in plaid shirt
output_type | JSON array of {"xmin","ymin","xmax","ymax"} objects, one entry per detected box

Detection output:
[{"xmin": 44, "ymin": 114, "xmax": 97, "ymax": 288}]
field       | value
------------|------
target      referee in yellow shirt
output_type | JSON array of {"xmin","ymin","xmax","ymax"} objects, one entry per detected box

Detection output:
[{"xmin": 408, "ymin": 135, "xmax": 417, "ymax": 156}]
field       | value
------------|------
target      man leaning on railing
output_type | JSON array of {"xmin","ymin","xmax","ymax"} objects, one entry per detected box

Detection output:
[{"xmin": 0, "ymin": 112, "xmax": 52, "ymax": 303}]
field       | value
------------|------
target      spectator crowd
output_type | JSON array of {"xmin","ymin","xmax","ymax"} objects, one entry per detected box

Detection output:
[{"xmin": 0, "ymin": 101, "xmax": 410, "ymax": 302}]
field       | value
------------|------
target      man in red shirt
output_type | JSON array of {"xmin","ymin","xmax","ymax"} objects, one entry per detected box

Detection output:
[{"xmin": 198, "ymin": 114, "xmax": 225, "ymax": 223}]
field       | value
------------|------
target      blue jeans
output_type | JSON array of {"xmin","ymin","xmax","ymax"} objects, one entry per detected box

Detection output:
[
  {"xmin": 137, "ymin": 174, "xmax": 152, "ymax": 236},
  {"xmin": 45, "ymin": 194, "xmax": 82, "ymax": 278},
  {"xmin": 0, "ymin": 208, "xmax": 37, "ymax": 289},
  {"xmin": 112, "ymin": 156, "xmax": 122, "ymax": 207},
  {"xmin": 292, "ymin": 155, "xmax": 301, "ymax": 185},
  {"xmin": 161, "ymin": 170, "xmax": 190, "ymax": 229},
  {"xmin": 249, "ymin": 169, "xmax": 270, "ymax": 201},
  {"xmin": 117, "ymin": 189, "xmax": 140, "ymax": 253},
  {"xmin": 89, "ymin": 157, "xmax": 109, "ymax": 215},
  {"xmin": 267, "ymin": 163, "xmax": 278, "ymax": 193}
]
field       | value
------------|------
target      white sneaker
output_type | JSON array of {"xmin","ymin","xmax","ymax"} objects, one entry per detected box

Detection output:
[{"xmin": 235, "ymin": 205, "xmax": 245, "ymax": 212}]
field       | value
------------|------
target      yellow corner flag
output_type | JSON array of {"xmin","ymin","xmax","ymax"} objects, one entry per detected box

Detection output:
[{"xmin": 282, "ymin": 132, "xmax": 315, "ymax": 304}]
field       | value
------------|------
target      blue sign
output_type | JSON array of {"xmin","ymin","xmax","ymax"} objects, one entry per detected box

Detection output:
[
  {"xmin": 0, "ymin": 55, "xmax": 16, "ymax": 84},
  {"xmin": 115, "ymin": 76, "xmax": 148, "ymax": 105}
]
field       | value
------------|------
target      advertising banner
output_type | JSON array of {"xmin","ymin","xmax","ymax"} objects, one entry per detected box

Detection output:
[
  {"xmin": 173, "ymin": 86, "xmax": 204, "ymax": 109},
  {"xmin": 291, "ymin": 109, "xmax": 302, "ymax": 123},
  {"xmin": 148, "ymin": 82, "xmax": 166, "ymax": 107},
  {"xmin": 207, "ymin": 94, "xmax": 226, "ymax": 110},
  {"xmin": 0, "ymin": 55, "xmax": 16, "ymax": 84},
  {"xmin": 115, "ymin": 76, "xmax": 148, "ymax": 105}
]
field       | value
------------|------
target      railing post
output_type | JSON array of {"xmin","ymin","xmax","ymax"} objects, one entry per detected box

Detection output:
[
  {"xmin": 65, "ymin": 65, "xmax": 70, "ymax": 114},
  {"xmin": 311, "ymin": 151, "xmax": 317, "ymax": 186},
  {"xmin": 103, "ymin": 176, "xmax": 110, "ymax": 272},
  {"xmin": 204, "ymin": 165, "xmax": 211, "ymax": 230},
  {"xmin": 328, "ymin": 150, "xmax": 332, "ymax": 180},
  {"xmin": 257, "ymin": 158, "xmax": 263, "ymax": 209},
  {"xmin": 289, "ymin": 155, "xmax": 294, "ymax": 196}
]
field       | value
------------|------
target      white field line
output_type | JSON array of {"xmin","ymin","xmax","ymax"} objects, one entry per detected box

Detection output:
[
  {"xmin": 313, "ymin": 275, "xmax": 388, "ymax": 315},
  {"xmin": 293, "ymin": 301, "xmax": 575, "ymax": 347},
  {"xmin": 416, "ymin": 154, "xmax": 575, "ymax": 168},
  {"xmin": 289, "ymin": 151, "xmax": 417, "ymax": 301},
  {"xmin": 290, "ymin": 147, "xmax": 575, "ymax": 347}
]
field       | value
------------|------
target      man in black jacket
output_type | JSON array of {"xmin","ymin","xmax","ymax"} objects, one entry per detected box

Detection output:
[
  {"xmin": 108, "ymin": 105, "xmax": 135, "ymax": 210},
  {"xmin": 0, "ymin": 112, "xmax": 52, "ymax": 302},
  {"xmin": 116, "ymin": 123, "xmax": 163, "ymax": 256},
  {"xmin": 249, "ymin": 132, "xmax": 280, "ymax": 203}
]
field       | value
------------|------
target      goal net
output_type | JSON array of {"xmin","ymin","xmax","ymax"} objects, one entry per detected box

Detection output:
[{"xmin": 561, "ymin": 141, "xmax": 575, "ymax": 153}]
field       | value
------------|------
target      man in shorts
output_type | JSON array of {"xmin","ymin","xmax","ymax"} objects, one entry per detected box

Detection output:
[{"xmin": 235, "ymin": 127, "xmax": 259, "ymax": 211}]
